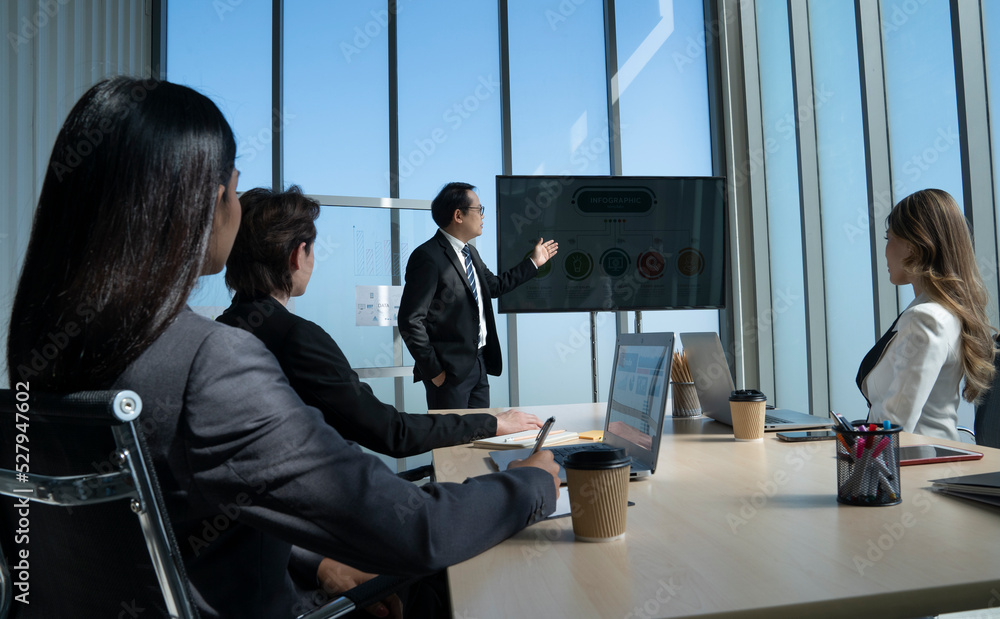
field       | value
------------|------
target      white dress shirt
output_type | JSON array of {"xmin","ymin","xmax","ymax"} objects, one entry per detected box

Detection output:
[
  {"xmin": 861, "ymin": 293, "xmax": 963, "ymax": 441},
  {"xmin": 440, "ymin": 229, "xmax": 487, "ymax": 349}
]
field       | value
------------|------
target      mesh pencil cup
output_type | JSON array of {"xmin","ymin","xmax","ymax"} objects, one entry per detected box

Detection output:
[
  {"xmin": 670, "ymin": 381, "xmax": 702, "ymax": 417},
  {"xmin": 835, "ymin": 421, "xmax": 901, "ymax": 506}
]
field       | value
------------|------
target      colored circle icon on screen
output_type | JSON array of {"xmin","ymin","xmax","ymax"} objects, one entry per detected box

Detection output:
[
  {"xmin": 676, "ymin": 247, "xmax": 705, "ymax": 276},
  {"xmin": 524, "ymin": 249, "xmax": 553, "ymax": 278},
  {"xmin": 637, "ymin": 251, "xmax": 666, "ymax": 280},
  {"xmin": 564, "ymin": 250, "xmax": 593, "ymax": 281},
  {"xmin": 600, "ymin": 248, "xmax": 630, "ymax": 277}
]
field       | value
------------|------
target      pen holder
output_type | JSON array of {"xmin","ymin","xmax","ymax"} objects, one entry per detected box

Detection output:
[
  {"xmin": 835, "ymin": 421, "xmax": 902, "ymax": 506},
  {"xmin": 670, "ymin": 382, "xmax": 702, "ymax": 417}
]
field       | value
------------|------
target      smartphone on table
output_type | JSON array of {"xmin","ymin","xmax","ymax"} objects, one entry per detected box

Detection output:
[{"xmin": 776, "ymin": 430, "xmax": 837, "ymax": 442}]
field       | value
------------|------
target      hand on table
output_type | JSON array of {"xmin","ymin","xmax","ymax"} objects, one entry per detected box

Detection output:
[
  {"xmin": 317, "ymin": 558, "xmax": 403, "ymax": 619},
  {"xmin": 494, "ymin": 409, "xmax": 543, "ymax": 435}
]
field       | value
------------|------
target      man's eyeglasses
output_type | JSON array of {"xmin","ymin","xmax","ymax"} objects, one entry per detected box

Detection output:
[{"xmin": 466, "ymin": 205, "xmax": 485, "ymax": 216}]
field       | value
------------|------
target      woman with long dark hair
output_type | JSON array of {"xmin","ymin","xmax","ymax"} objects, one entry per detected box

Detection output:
[
  {"xmin": 5, "ymin": 77, "xmax": 559, "ymax": 618},
  {"xmin": 857, "ymin": 188, "xmax": 996, "ymax": 439}
]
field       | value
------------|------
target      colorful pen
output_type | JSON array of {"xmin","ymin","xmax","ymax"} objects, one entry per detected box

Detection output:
[{"xmin": 870, "ymin": 436, "xmax": 890, "ymax": 459}]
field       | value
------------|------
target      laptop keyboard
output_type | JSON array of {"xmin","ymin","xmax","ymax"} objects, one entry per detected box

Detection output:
[{"xmin": 764, "ymin": 414, "xmax": 791, "ymax": 424}]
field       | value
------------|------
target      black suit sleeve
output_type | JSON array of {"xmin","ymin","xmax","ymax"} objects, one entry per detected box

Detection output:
[
  {"xmin": 183, "ymin": 327, "xmax": 557, "ymax": 576},
  {"xmin": 287, "ymin": 546, "xmax": 324, "ymax": 589},
  {"xmin": 282, "ymin": 319, "xmax": 497, "ymax": 457},
  {"xmin": 398, "ymin": 247, "xmax": 446, "ymax": 381},
  {"xmin": 475, "ymin": 253, "xmax": 537, "ymax": 299}
]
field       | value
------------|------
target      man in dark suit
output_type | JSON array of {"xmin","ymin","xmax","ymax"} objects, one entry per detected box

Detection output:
[{"xmin": 399, "ymin": 182, "xmax": 558, "ymax": 409}]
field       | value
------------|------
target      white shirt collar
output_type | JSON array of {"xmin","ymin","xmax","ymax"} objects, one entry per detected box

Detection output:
[{"xmin": 440, "ymin": 229, "xmax": 468, "ymax": 254}]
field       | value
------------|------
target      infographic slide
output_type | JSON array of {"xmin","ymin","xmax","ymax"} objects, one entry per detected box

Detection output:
[
  {"xmin": 497, "ymin": 176, "xmax": 726, "ymax": 313},
  {"xmin": 355, "ymin": 285, "xmax": 403, "ymax": 327}
]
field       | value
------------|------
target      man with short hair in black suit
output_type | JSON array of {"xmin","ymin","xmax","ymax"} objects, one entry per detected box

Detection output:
[{"xmin": 399, "ymin": 182, "xmax": 558, "ymax": 410}]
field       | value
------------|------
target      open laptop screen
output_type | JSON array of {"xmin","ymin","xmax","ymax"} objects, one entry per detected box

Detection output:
[{"xmin": 604, "ymin": 333, "xmax": 673, "ymax": 470}]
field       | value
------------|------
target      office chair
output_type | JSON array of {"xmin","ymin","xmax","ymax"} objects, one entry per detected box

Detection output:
[
  {"xmin": 0, "ymin": 389, "xmax": 413, "ymax": 619},
  {"xmin": 973, "ymin": 336, "xmax": 1000, "ymax": 449},
  {"xmin": 0, "ymin": 388, "xmax": 196, "ymax": 618}
]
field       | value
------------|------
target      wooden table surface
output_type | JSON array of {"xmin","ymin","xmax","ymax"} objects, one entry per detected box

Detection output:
[{"xmin": 432, "ymin": 403, "xmax": 1000, "ymax": 618}]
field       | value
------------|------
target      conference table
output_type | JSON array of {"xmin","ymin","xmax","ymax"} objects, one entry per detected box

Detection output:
[{"xmin": 431, "ymin": 403, "xmax": 1000, "ymax": 618}]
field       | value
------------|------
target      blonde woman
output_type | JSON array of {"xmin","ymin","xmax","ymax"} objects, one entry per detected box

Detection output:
[{"xmin": 857, "ymin": 188, "xmax": 996, "ymax": 440}]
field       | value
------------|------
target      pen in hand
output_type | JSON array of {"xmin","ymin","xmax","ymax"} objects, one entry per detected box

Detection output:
[{"xmin": 530, "ymin": 417, "xmax": 556, "ymax": 455}]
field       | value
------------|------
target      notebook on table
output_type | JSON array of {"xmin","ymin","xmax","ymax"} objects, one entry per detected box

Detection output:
[
  {"xmin": 472, "ymin": 429, "xmax": 579, "ymax": 449},
  {"xmin": 679, "ymin": 332, "xmax": 833, "ymax": 431},
  {"xmin": 490, "ymin": 331, "xmax": 674, "ymax": 483}
]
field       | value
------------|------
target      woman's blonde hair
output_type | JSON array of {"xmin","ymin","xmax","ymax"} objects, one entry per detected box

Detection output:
[{"xmin": 887, "ymin": 188, "xmax": 997, "ymax": 403}]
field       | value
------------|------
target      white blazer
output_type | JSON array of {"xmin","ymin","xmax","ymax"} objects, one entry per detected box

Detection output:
[{"xmin": 861, "ymin": 293, "xmax": 963, "ymax": 441}]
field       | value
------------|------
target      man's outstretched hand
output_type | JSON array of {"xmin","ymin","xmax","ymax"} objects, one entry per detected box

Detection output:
[{"xmin": 531, "ymin": 238, "xmax": 559, "ymax": 267}]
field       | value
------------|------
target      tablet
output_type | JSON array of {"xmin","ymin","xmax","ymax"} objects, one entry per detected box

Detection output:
[{"xmin": 898, "ymin": 444, "xmax": 984, "ymax": 466}]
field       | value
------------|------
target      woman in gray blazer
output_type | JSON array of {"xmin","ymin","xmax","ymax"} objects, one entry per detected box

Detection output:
[
  {"xmin": 4, "ymin": 77, "xmax": 559, "ymax": 619},
  {"xmin": 857, "ymin": 189, "xmax": 996, "ymax": 440}
]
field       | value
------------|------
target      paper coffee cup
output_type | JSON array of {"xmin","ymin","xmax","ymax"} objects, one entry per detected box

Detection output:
[
  {"xmin": 729, "ymin": 389, "xmax": 767, "ymax": 441},
  {"xmin": 563, "ymin": 448, "xmax": 631, "ymax": 542}
]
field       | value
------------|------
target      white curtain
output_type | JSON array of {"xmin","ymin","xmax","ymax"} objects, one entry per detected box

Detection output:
[{"xmin": 0, "ymin": 0, "xmax": 150, "ymax": 384}]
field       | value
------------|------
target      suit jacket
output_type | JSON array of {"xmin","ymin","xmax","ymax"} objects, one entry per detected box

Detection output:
[
  {"xmin": 218, "ymin": 294, "xmax": 498, "ymax": 457},
  {"xmin": 97, "ymin": 309, "xmax": 552, "ymax": 618},
  {"xmin": 859, "ymin": 294, "xmax": 963, "ymax": 441},
  {"xmin": 398, "ymin": 230, "xmax": 537, "ymax": 383}
]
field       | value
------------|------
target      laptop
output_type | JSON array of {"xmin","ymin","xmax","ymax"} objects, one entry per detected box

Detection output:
[
  {"xmin": 491, "ymin": 331, "xmax": 674, "ymax": 482},
  {"xmin": 679, "ymin": 332, "xmax": 833, "ymax": 431}
]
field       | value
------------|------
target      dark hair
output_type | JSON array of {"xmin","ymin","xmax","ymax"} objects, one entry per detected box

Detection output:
[
  {"xmin": 6, "ymin": 77, "xmax": 236, "ymax": 391},
  {"xmin": 887, "ymin": 188, "xmax": 996, "ymax": 402},
  {"xmin": 225, "ymin": 186, "xmax": 320, "ymax": 298},
  {"xmin": 431, "ymin": 181, "xmax": 476, "ymax": 228}
]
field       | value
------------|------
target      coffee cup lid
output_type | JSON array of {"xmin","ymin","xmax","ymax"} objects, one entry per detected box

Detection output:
[
  {"xmin": 563, "ymin": 448, "xmax": 631, "ymax": 470},
  {"xmin": 729, "ymin": 389, "xmax": 766, "ymax": 402}
]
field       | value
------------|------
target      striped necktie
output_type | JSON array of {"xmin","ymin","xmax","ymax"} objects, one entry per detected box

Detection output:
[{"xmin": 462, "ymin": 245, "xmax": 481, "ymax": 343}]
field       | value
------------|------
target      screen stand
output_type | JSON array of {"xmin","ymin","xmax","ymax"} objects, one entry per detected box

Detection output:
[{"xmin": 590, "ymin": 312, "xmax": 599, "ymax": 403}]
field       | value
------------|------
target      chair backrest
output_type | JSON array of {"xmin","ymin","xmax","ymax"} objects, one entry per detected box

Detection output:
[
  {"xmin": 0, "ymin": 389, "xmax": 419, "ymax": 619},
  {"xmin": 0, "ymin": 389, "xmax": 198, "ymax": 619},
  {"xmin": 974, "ymin": 336, "xmax": 1000, "ymax": 449}
]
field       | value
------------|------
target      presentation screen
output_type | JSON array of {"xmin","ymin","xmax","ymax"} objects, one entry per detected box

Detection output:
[{"xmin": 496, "ymin": 176, "xmax": 727, "ymax": 313}]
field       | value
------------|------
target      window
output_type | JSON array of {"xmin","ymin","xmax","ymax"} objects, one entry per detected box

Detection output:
[
  {"xmin": 756, "ymin": 0, "xmax": 809, "ymax": 410},
  {"xmin": 507, "ymin": 0, "xmax": 610, "ymax": 405},
  {"xmin": 809, "ymin": 0, "xmax": 875, "ymax": 419},
  {"xmin": 284, "ymin": 1, "xmax": 390, "ymax": 197},
  {"xmin": 615, "ymin": 0, "xmax": 719, "ymax": 348}
]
